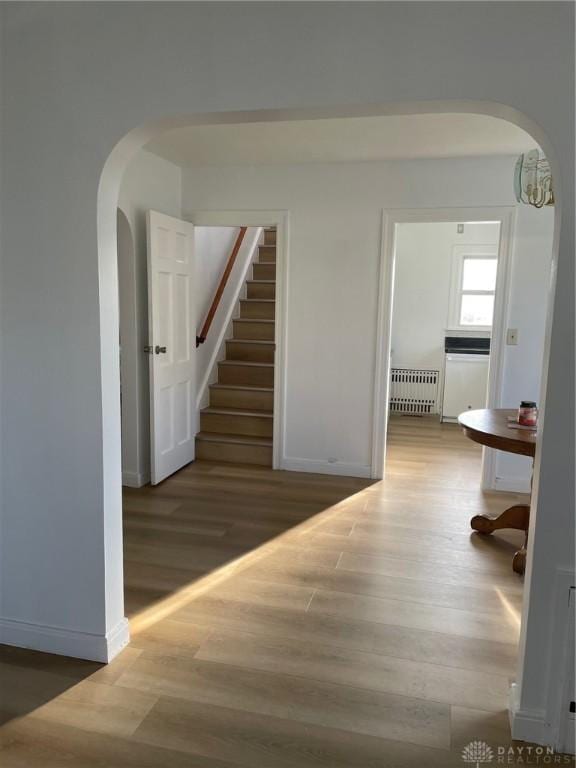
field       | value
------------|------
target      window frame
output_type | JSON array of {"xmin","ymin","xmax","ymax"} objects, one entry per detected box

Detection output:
[{"xmin": 447, "ymin": 244, "xmax": 499, "ymax": 331}]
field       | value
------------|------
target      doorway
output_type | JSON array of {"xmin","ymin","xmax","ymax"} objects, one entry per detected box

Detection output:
[
  {"xmin": 390, "ymin": 220, "xmax": 500, "ymax": 425},
  {"xmin": 116, "ymin": 201, "xmax": 288, "ymax": 488},
  {"xmin": 372, "ymin": 207, "xmax": 517, "ymax": 488},
  {"xmin": 189, "ymin": 210, "xmax": 289, "ymax": 473}
]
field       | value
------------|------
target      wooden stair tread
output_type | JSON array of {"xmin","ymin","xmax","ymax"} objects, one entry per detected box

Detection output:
[
  {"xmin": 201, "ymin": 407, "xmax": 273, "ymax": 418},
  {"xmin": 219, "ymin": 360, "xmax": 274, "ymax": 368},
  {"xmin": 196, "ymin": 432, "xmax": 273, "ymax": 447},
  {"xmin": 198, "ymin": 232, "xmax": 276, "ymax": 467},
  {"xmin": 241, "ymin": 298, "xmax": 275, "ymax": 303},
  {"xmin": 210, "ymin": 383, "xmax": 273, "ymax": 392},
  {"xmin": 234, "ymin": 318, "xmax": 274, "ymax": 324}
]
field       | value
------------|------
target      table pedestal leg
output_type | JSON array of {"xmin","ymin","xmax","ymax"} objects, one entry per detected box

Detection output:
[{"xmin": 470, "ymin": 505, "xmax": 530, "ymax": 575}]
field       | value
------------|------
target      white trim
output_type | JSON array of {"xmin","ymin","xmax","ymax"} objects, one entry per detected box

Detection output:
[
  {"xmin": 371, "ymin": 210, "xmax": 393, "ymax": 479},
  {"xmin": 493, "ymin": 475, "xmax": 532, "ymax": 494},
  {"xmin": 372, "ymin": 206, "xmax": 516, "ymax": 483},
  {"xmin": 510, "ymin": 569, "xmax": 576, "ymax": 751},
  {"xmin": 543, "ymin": 571, "xmax": 576, "ymax": 751},
  {"xmin": 195, "ymin": 227, "xmax": 262, "ymax": 411},
  {"xmin": 281, "ymin": 457, "xmax": 372, "ymax": 479},
  {"xmin": 122, "ymin": 469, "xmax": 149, "ymax": 488},
  {"xmin": 188, "ymin": 210, "xmax": 289, "ymax": 470},
  {"xmin": 509, "ymin": 683, "xmax": 547, "ymax": 744},
  {"xmin": 556, "ymin": 587, "xmax": 575, "ymax": 754},
  {"xmin": 0, "ymin": 616, "xmax": 130, "ymax": 663},
  {"xmin": 480, "ymin": 208, "xmax": 516, "ymax": 490}
]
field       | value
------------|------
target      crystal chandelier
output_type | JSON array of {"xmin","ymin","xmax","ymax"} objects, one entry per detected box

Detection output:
[{"xmin": 514, "ymin": 149, "xmax": 554, "ymax": 208}]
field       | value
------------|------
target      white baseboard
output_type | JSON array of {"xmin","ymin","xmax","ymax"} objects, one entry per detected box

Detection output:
[
  {"xmin": 122, "ymin": 470, "xmax": 149, "ymax": 488},
  {"xmin": 0, "ymin": 616, "xmax": 130, "ymax": 663},
  {"xmin": 281, "ymin": 456, "xmax": 372, "ymax": 479},
  {"xmin": 509, "ymin": 682, "xmax": 547, "ymax": 744},
  {"xmin": 494, "ymin": 476, "xmax": 531, "ymax": 493}
]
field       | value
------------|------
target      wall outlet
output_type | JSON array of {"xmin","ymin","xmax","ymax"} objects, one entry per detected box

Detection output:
[
  {"xmin": 507, "ymin": 328, "xmax": 519, "ymax": 345},
  {"xmin": 457, "ymin": 223, "xmax": 464, "ymax": 234}
]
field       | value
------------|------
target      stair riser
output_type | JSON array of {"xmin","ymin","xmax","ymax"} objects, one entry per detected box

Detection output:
[
  {"xmin": 263, "ymin": 230, "xmax": 277, "ymax": 246},
  {"xmin": 200, "ymin": 412, "xmax": 273, "ymax": 438},
  {"xmin": 210, "ymin": 387, "xmax": 274, "ymax": 412},
  {"xmin": 196, "ymin": 439, "xmax": 272, "ymax": 466},
  {"xmin": 247, "ymin": 282, "xmax": 275, "ymax": 300},
  {"xmin": 253, "ymin": 263, "xmax": 276, "ymax": 281},
  {"xmin": 233, "ymin": 320, "xmax": 275, "ymax": 341},
  {"xmin": 258, "ymin": 245, "xmax": 276, "ymax": 263},
  {"xmin": 226, "ymin": 341, "xmax": 275, "ymax": 363},
  {"xmin": 219, "ymin": 363, "xmax": 274, "ymax": 387},
  {"xmin": 240, "ymin": 301, "xmax": 275, "ymax": 320}
]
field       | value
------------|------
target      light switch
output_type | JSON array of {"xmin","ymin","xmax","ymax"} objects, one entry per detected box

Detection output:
[{"xmin": 507, "ymin": 328, "xmax": 519, "ymax": 345}]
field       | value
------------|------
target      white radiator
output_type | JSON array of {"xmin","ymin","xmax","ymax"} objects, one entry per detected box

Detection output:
[{"xmin": 389, "ymin": 368, "xmax": 439, "ymax": 415}]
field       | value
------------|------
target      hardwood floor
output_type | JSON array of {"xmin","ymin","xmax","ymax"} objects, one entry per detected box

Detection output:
[{"xmin": 3, "ymin": 416, "xmax": 566, "ymax": 767}]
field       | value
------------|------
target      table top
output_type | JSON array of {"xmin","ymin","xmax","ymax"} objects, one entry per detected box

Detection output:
[{"xmin": 458, "ymin": 408, "xmax": 536, "ymax": 458}]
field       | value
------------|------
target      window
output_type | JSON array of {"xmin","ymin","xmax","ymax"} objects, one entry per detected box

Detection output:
[{"xmin": 449, "ymin": 246, "xmax": 498, "ymax": 330}]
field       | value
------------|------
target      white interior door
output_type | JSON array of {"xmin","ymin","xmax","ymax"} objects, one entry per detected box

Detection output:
[{"xmin": 147, "ymin": 210, "xmax": 196, "ymax": 484}]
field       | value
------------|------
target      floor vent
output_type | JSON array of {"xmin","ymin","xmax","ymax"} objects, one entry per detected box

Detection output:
[{"xmin": 389, "ymin": 368, "xmax": 439, "ymax": 415}]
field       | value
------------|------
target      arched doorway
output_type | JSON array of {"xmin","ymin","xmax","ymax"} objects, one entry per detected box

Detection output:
[{"xmin": 98, "ymin": 103, "xmax": 563, "ymax": 748}]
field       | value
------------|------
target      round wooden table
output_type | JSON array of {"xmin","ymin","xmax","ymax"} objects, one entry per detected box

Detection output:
[{"xmin": 458, "ymin": 408, "xmax": 536, "ymax": 575}]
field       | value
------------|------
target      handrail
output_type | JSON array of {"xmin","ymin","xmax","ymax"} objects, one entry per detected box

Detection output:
[{"xmin": 196, "ymin": 226, "xmax": 247, "ymax": 347}]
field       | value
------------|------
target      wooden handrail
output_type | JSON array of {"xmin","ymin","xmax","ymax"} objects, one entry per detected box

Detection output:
[{"xmin": 196, "ymin": 227, "xmax": 247, "ymax": 347}]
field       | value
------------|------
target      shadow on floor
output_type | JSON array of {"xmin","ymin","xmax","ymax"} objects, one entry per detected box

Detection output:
[
  {"xmin": 122, "ymin": 460, "xmax": 376, "ymax": 621},
  {"xmin": 0, "ymin": 645, "xmax": 104, "ymax": 726},
  {"xmin": 0, "ymin": 462, "xmax": 373, "ymax": 729}
]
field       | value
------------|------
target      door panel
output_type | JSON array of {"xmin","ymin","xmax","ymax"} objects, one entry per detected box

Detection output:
[{"xmin": 147, "ymin": 211, "xmax": 196, "ymax": 484}]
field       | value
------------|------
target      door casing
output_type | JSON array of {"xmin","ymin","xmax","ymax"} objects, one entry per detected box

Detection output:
[{"xmin": 189, "ymin": 209, "xmax": 289, "ymax": 471}]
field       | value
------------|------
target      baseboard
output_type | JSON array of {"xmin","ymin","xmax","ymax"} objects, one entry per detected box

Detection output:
[
  {"xmin": 494, "ymin": 476, "xmax": 531, "ymax": 493},
  {"xmin": 281, "ymin": 457, "xmax": 372, "ymax": 479},
  {"xmin": 0, "ymin": 616, "xmax": 130, "ymax": 663},
  {"xmin": 122, "ymin": 470, "xmax": 149, "ymax": 488},
  {"xmin": 509, "ymin": 682, "xmax": 547, "ymax": 744}
]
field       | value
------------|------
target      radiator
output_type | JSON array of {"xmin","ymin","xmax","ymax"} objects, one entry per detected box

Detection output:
[{"xmin": 389, "ymin": 368, "xmax": 439, "ymax": 415}]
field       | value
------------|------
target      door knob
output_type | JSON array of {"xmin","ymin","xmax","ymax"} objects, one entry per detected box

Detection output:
[{"xmin": 155, "ymin": 345, "xmax": 167, "ymax": 355}]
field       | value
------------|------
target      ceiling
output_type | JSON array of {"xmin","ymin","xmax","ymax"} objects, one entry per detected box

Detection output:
[{"xmin": 145, "ymin": 113, "xmax": 536, "ymax": 167}]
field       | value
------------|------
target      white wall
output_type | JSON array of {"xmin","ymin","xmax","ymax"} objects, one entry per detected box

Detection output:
[
  {"xmin": 195, "ymin": 227, "xmax": 238, "ymax": 336},
  {"xmin": 194, "ymin": 225, "xmax": 263, "ymax": 409},
  {"xmin": 118, "ymin": 150, "xmax": 182, "ymax": 487},
  {"xmin": 0, "ymin": 2, "xmax": 572, "ymax": 741},
  {"xmin": 392, "ymin": 221, "xmax": 501, "ymax": 411},
  {"xmin": 391, "ymin": 216, "xmax": 554, "ymax": 490},
  {"xmin": 116, "ymin": 210, "xmax": 138, "ymax": 487},
  {"xmin": 195, "ymin": 225, "xmax": 237, "ymax": 399},
  {"xmin": 497, "ymin": 207, "xmax": 557, "ymax": 491},
  {"xmin": 117, "ymin": 154, "xmax": 256, "ymax": 484},
  {"xmin": 182, "ymin": 157, "xmax": 553, "ymax": 487}
]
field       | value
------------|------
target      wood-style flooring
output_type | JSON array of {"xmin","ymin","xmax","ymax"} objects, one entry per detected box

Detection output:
[{"xmin": 3, "ymin": 416, "xmax": 565, "ymax": 767}]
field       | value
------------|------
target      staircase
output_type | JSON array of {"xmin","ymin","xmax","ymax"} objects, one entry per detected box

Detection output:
[{"xmin": 195, "ymin": 228, "xmax": 276, "ymax": 465}]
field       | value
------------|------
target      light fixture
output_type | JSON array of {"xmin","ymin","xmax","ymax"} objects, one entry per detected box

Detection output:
[{"xmin": 514, "ymin": 149, "xmax": 554, "ymax": 208}]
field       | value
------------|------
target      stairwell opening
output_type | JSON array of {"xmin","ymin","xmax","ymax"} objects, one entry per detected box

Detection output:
[{"xmin": 195, "ymin": 226, "xmax": 277, "ymax": 467}]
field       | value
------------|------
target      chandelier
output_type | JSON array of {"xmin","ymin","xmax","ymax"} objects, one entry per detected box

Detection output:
[{"xmin": 514, "ymin": 149, "xmax": 554, "ymax": 208}]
